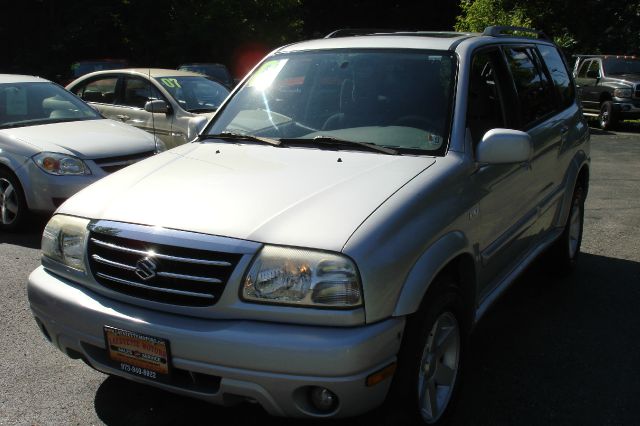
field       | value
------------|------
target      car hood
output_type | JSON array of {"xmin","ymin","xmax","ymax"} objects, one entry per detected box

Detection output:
[
  {"xmin": 2, "ymin": 119, "xmax": 156, "ymax": 159},
  {"xmin": 58, "ymin": 143, "xmax": 435, "ymax": 251}
]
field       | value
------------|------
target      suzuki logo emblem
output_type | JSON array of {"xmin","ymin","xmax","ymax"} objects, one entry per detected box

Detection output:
[{"xmin": 135, "ymin": 257, "xmax": 158, "ymax": 281}]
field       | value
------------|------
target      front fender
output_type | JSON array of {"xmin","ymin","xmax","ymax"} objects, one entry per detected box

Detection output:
[{"xmin": 392, "ymin": 231, "xmax": 471, "ymax": 317}]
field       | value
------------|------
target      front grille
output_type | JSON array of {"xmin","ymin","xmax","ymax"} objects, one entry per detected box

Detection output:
[
  {"xmin": 87, "ymin": 231, "xmax": 241, "ymax": 307},
  {"xmin": 93, "ymin": 150, "xmax": 155, "ymax": 174}
]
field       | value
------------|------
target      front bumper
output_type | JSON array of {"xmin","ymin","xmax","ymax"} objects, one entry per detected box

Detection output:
[
  {"xmin": 612, "ymin": 100, "xmax": 640, "ymax": 119},
  {"xmin": 18, "ymin": 161, "xmax": 101, "ymax": 212},
  {"xmin": 28, "ymin": 266, "xmax": 405, "ymax": 418}
]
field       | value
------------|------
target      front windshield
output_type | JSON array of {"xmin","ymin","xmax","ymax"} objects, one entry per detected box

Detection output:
[
  {"xmin": 0, "ymin": 82, "xmax": 101, "ymax": 129},
  {"xmin": 155, "ymin": 76, "xmax": 230, "ymax": 113},
  {"xmin": 603, "ymin": 58, "xmax": 640, "ymax": 75},
  {"xmin": 206, "ymin": 49, "xmax": 456, "ymax": 155}
]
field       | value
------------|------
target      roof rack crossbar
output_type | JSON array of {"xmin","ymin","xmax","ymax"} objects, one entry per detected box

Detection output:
[
  {"xmin": 483, "ymin": 25, "xmax": 550, "ymax": 41},
  {"xmin": 324, "ymin": 28, "xmax": 403, "ymax": 38}
]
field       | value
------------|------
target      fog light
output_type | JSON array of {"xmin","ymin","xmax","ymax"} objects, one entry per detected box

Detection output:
[{"xmin": 309, "ymin": 387, "xmax": 338, "ymax": 412}]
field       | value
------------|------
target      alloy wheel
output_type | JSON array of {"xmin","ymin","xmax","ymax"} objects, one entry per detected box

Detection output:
[
  {"xmin": 0, "ymin": 178, "xmax": 19, "ymax": 225},
  {"xmin": 568, "ymin": 194, "xmax": 583, "ymax": 259},
  {"xmin": 417, "ymin": 311, "xmax": 461, "ymax": 424}
]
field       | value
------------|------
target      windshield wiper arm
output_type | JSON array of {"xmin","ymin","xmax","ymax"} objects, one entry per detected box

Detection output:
[
  {"xmin": 284, "ymin": 136, "xmax": 397, "ymax": 155},
  {"xmin": 207, "ymin": 131, "xmax": 281, "ymax": 146}
]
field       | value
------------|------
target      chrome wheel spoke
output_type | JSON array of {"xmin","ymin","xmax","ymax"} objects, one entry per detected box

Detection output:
[
  {"xmin": 4, "ymin": 197, "xmax": 18, "ymax": 214},
  {"xmin": 417, "ymin": 311, "xmax": 460, "ymax": 423},
  {"xmin": 420, "ymin": 379, "xmax": 439, "ymax": 419},
  {"xmin": 434, "ymin": 324, "xmax": 456, "ymax": 358},
  {"xmin": 1, "ymin": 205, "xmax": 11, "ymax": 224},
  {"xmin": 3, "ymin": 184, "xmax": 14, "ymax": 200}
]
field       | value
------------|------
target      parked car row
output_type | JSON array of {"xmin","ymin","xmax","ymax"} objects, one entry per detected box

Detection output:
[
  {"xmin": 0, "ymin": 65, "xmax": 234, "ymax": 230},
  {"xmin": 25, "ymin": 26, "xmax": 590, "ymax": 425},
  {"xmin": 0, "ymin": 74, "xmax": 161, "ymax": 230}
]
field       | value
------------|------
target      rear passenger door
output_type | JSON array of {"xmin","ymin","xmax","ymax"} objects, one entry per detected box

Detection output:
[{"xmin": 502, "ymin": 46, "xmax": 564, "ymax": 239}]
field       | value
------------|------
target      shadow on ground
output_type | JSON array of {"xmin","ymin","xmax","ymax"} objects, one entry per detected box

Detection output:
[
  {"xmin": 0, "ymin": 214, "xmax": 48, "ymax": 249},
  {"xmin": 92, "ymin": 253, "xmax": 640, "ymax": 426}
]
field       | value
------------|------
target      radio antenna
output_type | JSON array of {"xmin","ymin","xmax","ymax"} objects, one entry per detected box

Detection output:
[{"xmin": 148, "ymin": 67, "xmax": 158, "ymax": 151}]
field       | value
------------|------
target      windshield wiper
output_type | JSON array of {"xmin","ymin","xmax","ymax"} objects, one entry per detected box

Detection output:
[
  {"xmin": 207, "ymin": 131, "xmax": 281, "ymax": 146},
  {"xmin": 283, "ymin": 136, "xmax": 398, "ymax": 155}
]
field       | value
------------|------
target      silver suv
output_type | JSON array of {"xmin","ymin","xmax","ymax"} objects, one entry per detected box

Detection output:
[{"xmin": 28, "ymin": 27, "xmax": 590, "ymax": 424}]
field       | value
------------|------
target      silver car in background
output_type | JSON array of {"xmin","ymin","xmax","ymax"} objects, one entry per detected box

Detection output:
[
  {"xmin": 0, "ymin": 74, "xmax": 160, "ymax": 230},
  {"xmin": 67, "ymin": 69, "xmax": 231, "ymax": 149},
  {"xmin": 28, "ymin": 27, "xmax": 590, "ymax": 423}
]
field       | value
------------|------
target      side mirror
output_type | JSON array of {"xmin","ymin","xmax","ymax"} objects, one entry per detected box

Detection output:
[
  {"xmin": 586, "ymin": 69, "xmax": 600, "ymax": 79},
  {"xmin": 144, "ymin": 99, "xmax": 170, "ymax": 114},
  {"xmin": 476, "ymin": 129, "xmax": 532, "ymax": 164}
]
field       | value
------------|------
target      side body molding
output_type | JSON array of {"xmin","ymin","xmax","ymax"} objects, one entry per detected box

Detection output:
[{"xmin": 393, "ymin": 231, "xmax": 471, "ymax": 317}]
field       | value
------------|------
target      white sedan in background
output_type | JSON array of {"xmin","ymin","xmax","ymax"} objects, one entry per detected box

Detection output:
[{"xmin": 0, "ymin": 74, "xmax": 161, "ymax": 231}]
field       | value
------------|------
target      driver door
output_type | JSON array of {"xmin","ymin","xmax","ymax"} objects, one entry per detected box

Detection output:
[{"xmin": 119, "ymin": 76, "xmax": 173, "ymax": 147}]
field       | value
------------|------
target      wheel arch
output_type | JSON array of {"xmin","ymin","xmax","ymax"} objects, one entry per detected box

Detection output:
[
  {"xmin": 0, "ymin": 162, "xmax": 30, "ymax": 209},
  {"xmin": 393, "ymin": 231, "xmax": 477, "ymax": 331},
  {"xmin": 556, "ymin": 156, "xmax": 590, "ymax": 229}
]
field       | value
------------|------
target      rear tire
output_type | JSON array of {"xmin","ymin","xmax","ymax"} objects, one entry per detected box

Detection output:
[
  {"xmin": 549, "ymin": 181, "xmax": 585, "ymax": 274},
  {"xmin": 388, "ymin": 276, "xmax": 466, "ymax": 424},
  {"xmin": 0, "ymin": 169, "xmax": 28, "ymax": 232}
]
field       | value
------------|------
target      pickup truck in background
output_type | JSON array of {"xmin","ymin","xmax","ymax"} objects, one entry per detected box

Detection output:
[{"xmin": 573, "ymin": 55, "xmax": 640, "ymax": 129}]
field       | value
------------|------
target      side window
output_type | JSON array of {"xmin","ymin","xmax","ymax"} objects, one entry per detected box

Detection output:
[
  {"xmin": 503, "ymin": 47, "xmax": 556, "ymax": 128},
  {"xmin": 121, "ymin": 77, "xmax": 163, "ymax": 109},
  {"xmin": 467, "ymin": 49, "xmax": 507, "ymax": 144},
  {"xmin": 577, "ymin": 60, "xmax": 592, "ymax": 78},
  {"xmin": 74, "ymin": 77, "xmax": 118, "ymax": 104},
  {"xmin": 537, "ymin": 45, "xmax": 576, "ymax": 109},
  {"xmin": 588, "ymin": 60, "xmax": 601, "ymax": 77}
]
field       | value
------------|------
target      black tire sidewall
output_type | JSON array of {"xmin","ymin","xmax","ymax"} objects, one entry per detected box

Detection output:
[
  {"xmin": 600, "ymin": 101, "xmax": 616, "ymax": 130},
  {"xmin": 387, "ymin": 279, "xmax": 467, "ymax": 425},
  {"xmin": 551, "ymin": 182, "xmax": 585, "ymax": 273}
]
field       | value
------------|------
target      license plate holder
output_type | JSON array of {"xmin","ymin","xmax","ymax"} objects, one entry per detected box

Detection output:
[{"xmin": 104, "ymin": 326, "xmax": 171, "ymax": 382}]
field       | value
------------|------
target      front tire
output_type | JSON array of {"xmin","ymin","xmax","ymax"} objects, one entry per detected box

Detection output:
[
  {"xmin": 389, "ymin": 278, "xmax": 466, "ymax": 425},
  {"xmin": 0, "ymin": 169, "xmax": 28, "ymax": 232},
  {"xmin": 599, "ymin": 101, "xmax": 617, "ymax": 130}
]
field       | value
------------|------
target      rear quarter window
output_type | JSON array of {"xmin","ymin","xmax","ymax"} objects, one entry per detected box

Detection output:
[
  {"xmin": 503, "ymin": 47, "xmax": 556, "ymax": 128},
  {"xmin": 538, "ymin": 45, "xmax": 575, "ymax": 109}
]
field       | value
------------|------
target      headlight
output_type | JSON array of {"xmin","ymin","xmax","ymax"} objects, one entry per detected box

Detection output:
[
  {"xmin": 41, "ymin": 215, "xmax": 90, "ymax": 272},
  {"xmin": 242, "ymin": 245, "xmax": 362, "ymax": 308},
  {"xmin": 614, "ymin": 88, "xmax": 633, "ymax": 98},
  {"xmin": 33, "ymin": 152, "xmax": 90, "ymax": 175}
]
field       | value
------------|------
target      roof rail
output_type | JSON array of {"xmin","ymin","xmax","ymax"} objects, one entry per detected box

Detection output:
[
  {"xmin": 324, "ymin": 28, "xmax": 401, "ymax": 38},
  {"xmin": 483, "ymin": 25, "xmax": 550, "ymax": 41}
]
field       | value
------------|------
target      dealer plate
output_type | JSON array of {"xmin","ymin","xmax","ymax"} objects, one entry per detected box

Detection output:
[{"xmin": 104, "ymin": 326, "xmax": 171, "ymax": 381}]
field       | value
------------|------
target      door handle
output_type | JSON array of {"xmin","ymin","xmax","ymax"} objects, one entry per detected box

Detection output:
[
  {"xmin": 560, "ymin": 125, "xmax": 569, "ymax": 144},
  {"xmin": 116, "ymin": 114, "xmax": 130, "ymax": 121}
]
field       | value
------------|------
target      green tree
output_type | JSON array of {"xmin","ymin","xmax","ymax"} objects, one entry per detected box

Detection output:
[{"xmin": 455, "ymin": 0, "xmax": 531, "ymax": 33}]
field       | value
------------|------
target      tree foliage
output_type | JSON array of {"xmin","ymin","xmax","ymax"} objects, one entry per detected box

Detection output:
[
  {"xmin": 455, "ymin": 0, "xmax": 531, "ymax": 33},
  {"xmin": 455, "ymin": 0, "xmax": 640, "ymax": 55}
]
